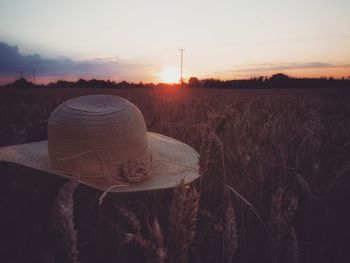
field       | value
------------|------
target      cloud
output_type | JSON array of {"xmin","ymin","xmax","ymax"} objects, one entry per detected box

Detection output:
[
  {"xmin": 0, "ymin": 42, "xmax": 156, "ymax": 83},
  {"xmin": 230, "ymin": 62, "xmax": 350, "ymax": 73}
]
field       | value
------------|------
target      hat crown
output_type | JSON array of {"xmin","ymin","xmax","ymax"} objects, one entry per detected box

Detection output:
[
  {"xmin": 47, "ymin": 95, "xmax": 151, "ymax": 184},
  {"xmin": 65, "ymin": 94, "xmax": 125, "ymax": 113}
]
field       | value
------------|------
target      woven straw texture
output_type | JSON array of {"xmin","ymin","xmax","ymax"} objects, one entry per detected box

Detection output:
[{"xmin": 0, "ymin": 95, "xmax": 199, "ymax": 192}]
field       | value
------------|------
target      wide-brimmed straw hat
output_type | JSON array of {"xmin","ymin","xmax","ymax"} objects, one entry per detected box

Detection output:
[{"xmin": 0, "ymin": 95, "xmax": 200, "ymax": 192}]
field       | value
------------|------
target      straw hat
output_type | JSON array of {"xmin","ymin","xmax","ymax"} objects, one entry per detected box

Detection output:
[{"xmin": 0, "ymin": 95, "xmax": 200, "ymax": 192}]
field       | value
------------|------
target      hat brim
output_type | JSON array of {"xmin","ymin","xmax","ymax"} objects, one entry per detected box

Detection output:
[{"xmin": 0, "ymin": 132, "xmax": 200, "ymax": 192}]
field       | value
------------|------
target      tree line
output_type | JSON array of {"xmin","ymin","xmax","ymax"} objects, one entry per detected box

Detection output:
[{"xmin": 2, "ymin": 73, "xmax": 350, "ymax": 89}]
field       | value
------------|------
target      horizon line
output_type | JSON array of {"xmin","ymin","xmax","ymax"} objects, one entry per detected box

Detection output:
[{"xmin": 2, "ymin": 73, "xmax": 349, "ymax": 87}]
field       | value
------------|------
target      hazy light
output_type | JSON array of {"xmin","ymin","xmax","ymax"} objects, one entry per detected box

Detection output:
[{"xmin": 158, "ymin": 66, "xmax": 180, "ymax": 83}]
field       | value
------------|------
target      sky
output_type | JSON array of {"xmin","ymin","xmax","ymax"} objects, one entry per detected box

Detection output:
[{"xmin": 0, "ymin": 0, "xmax": 350, "ymax": 84}]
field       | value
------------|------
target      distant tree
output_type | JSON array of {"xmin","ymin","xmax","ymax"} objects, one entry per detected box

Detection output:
[
  {"xmin": 118, "ymin": 81, "xmax": 130, "ymax": 89},
  {"xmin": 56, "ymin": 80, "xmax": 73, "ymax": 88},
  {"xmin": 188, "ymin": 77, "xmax": 201, "ymax": 88},
  {"xmin": 270, "ymin": 73, "xmax": 290, "ymax": 81},
  {"xmin": 268, "ymin": 73, "xmax": 291, "ymax": 88},
  {"xmin": 10, "ymin": 78, "xmax": 33, "ymax": 88},
  {"xmin": 202, "ymin": 79, "xmax": 222, "ymax": 89}
]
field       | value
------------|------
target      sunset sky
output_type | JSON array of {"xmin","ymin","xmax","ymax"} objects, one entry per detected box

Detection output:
[{"xmin": 0, "ymin": 0, "xmax": 350, "ymax": 84}]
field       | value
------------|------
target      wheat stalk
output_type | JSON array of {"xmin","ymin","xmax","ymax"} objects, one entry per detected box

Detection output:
[
  {"xmin": 51, "ymin": 180, "xmax": 80, "ymax": 263},
  {"xmin": 146, "ymin": 218, "xmax": 167, "ymax": 263},
  {"xmin": 223, "ymin": 189, "xmax": 238, "ymax": 263},
  {"xmin": 168, "ymin": 180, "xmax": 200, "ymax": 263},
  {"xmin": 269, "ymin": 186, "xmax": 299, "ymax": 263},
  {"xmin": 285, "ymin": 226, "xmax": 299, "ymax": 263}
]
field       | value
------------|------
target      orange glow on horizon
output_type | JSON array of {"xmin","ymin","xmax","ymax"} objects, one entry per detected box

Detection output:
[{"xmin": 1, "ymin": 66, "xmax": 349, "ymax": 86}]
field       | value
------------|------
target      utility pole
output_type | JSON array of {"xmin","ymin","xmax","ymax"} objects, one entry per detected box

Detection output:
[
  {"xmin": 178, "ymin": 48, "xmax": 185, "ymax": 85},
  {"xmin": 18, "ymin": 70, "xmax": 24, "ymax": 79},
  {"xmin": 33, "ymin": 67, "xmax": 36, "ymax": 86}
]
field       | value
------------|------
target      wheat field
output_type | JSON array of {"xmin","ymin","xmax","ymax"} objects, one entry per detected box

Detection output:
[{"xmin": 0, "ymin": 87, "xmax": 349, "ymax": 263}]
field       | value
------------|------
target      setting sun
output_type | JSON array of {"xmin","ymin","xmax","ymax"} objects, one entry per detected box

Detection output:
[{"xmin": 158, "ymin": 66, "xmax": 180, "ymax": 83}]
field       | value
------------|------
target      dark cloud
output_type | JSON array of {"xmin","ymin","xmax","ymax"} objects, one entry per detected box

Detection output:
[{"xmin": 0, "ymin": 42, "xmax": 155, "ymax": 82}]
